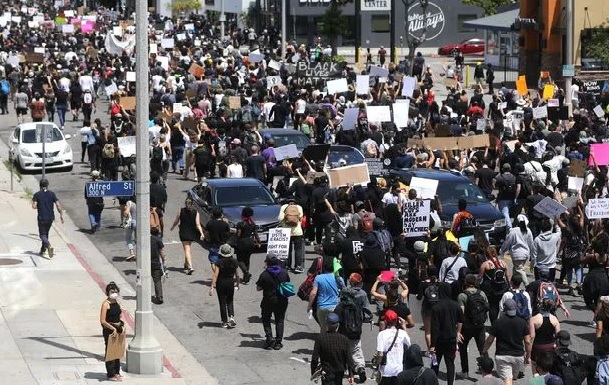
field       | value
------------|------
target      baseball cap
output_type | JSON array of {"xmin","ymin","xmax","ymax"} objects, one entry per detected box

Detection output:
[
  {"xmin": 383, "ymin": 309, "xmax": 398, "ymax": 323},
  {"xmin": 231, "ymin": 138, "xmax": 241, "ymax": 145},
  {"xmin": 556, "ymin": 330, "xmax": 571, "ymax": 346},
  {"xmin": 504, "ymin": 299, "xmax": 517, "ymax": 316},
  {"xmin": 537, "ymin": 265, "xmax": 550, "ymax": 277},
  {"xmin": 326, "ymin": 312, "xmax": 340, "ymax": 325},
  {"xmin": 414, "ymin": 241, "xmax": 426, "ymax": 252}
]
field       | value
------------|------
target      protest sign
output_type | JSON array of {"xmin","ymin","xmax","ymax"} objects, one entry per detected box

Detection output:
[
  {"xmin": 25, "ymin": 53, "xmax": 44, "ymax": 63},
  {"xmin": 567, "ymin": 176, "xmax": 584, "ymax": 192},
  {"xmin": 302, "ymin": 144, "xmax": 330, "ymax": 162},
  {"xmin": 589, "ymin": 143, "xmax": 609, "ymax": 166},
  {"xmin": 112, "ymin": 26, "xmax": 122, "ymax": 36},
  {"xmin": 327, "ymin": 164, "xmax": 370, "ymax": 188},
  {"xmin": 228, "ymin": 96, "xmax": 241, "ymax": 110},
  {"xmin": 341, "ymin": 108, "xmax": 359, "ymax": 131},
  {"xmin": 62, "ymin": 23, "xmax": 74, "ymax": 33},
  {"xmin": 392, "ymin": 101, "xmax": 410, "ymax": 128},
  {"xmin": 33, "ymin": 47, "xmax": 45, "ymax": 54},
  {"xmin": 268, "ymin": 60, "xmax": 281, "ymax": 71},
  {"xmin": 366, "ymin": 106, "xmax": 392, "ymax": 122},
  {"xmin": 532, "ymin": 106, "xmax": 548, "ymax": 119},
  {"xmin": 401, "ymin": 76, "xmax": 416, "ymax": 98},
  {"xmin": 326, "ymin": 78, "xmax": 348, "ymax": 94},
  {"xmin": 248, "ymin": 50, "xmax": 264, "ymax": 63},
  {"xmin": 189, "ymin": 63, "xmax": 204, "ymax": 78},
  {"xmin": 369, "ymin": 65, "xmax": 389, "ymax": 78},
  {"xmin": 120, "ymin": 96, "xmax": 136, "ymax": 110},
  {"xmin": 586, "ymin": 198, "xmax": 609, "ymax": 219},
  {"xmin": 568, "ymin": 158, "xmax": 587, "ymax": 177},
  {"xmin": 105, "ymin": 83, "xmax": 118, "ymax": 96},
  {"xmin": 534, "ymin": 196, "xmax": 567, "ymax": 218},
  {"xmin": 516, "ymin": 75, "xmax": 528, "ymax": 95},
  {"xmin": 547, "ymin": 99, "xmax": 559, "ymax": 107},
  {"xmin": 266, "ymin": 228, "xmax": 291, "ymax": 260},
  {"xmin": 402, "ymin": 200, "xmax": 431, "ymax": 237},
  {"xmin": 176, "ymin": 33, "xmax": 186, "ymax": 41},
  {"xmin": 125, "ymin": 71, "xmax": 136, "ymax": 82},
  {"xmin": 542, "ymin": 84, "xmax": 555, "ymax": 99},
  {"xmin": 160, "ymin": 38, "xmax": 174, "ymax": 49},
  {"xmin": 409, "ymin": 177, "xmax": 439, "ymax": 199},
  {"xmin": 296, "ymin": 61, "xmax": 344, "ymax": 83},
  {"xmin": 459, "ymin": 134, "xmax": 490, "ymax": 149},
  {"xmin": 266, "ymin": 76, "xmax": 282, "ymax": 89},
  {"xmin": 476, "ymin": 118, "xmax": 487, "ymax": 131},
  {"xmin": 149, "ymin": 44, "xmax": 158, "ymax": 54},
  {"xmin": 594, "ymin": 105, "xmax": 605, "ymax": 118},
  {"xmin": 117, "ymin": 136, "xmax": 136, "ymax": 157},
  {"xmin": 172, "ymin": 103, "xmax": 182, "ymax": 115},
  {"xmin": 274, "ymin": 144, "xmax": 299, "ymax": 161},
  {"xmin": 366, "ymin": 158, "xmax": 390, "ymax": 176},
  {"xmin": 356, "ymin": 75, "xmax": 369, "ymax": 95}
]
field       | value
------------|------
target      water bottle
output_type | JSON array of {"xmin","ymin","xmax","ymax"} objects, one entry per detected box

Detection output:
[
  {"xmin": 308, "ymin": 309, "xmax": 313, "ymax": 319},
  {"xmin": 430, "ymin": 354, "xmax": 438, "ymax": 367}
]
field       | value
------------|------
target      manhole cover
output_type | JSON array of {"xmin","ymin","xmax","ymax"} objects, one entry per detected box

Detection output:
[{"xmin": 0, "ymin": 258, "xmax": 23, "ymax": 266}]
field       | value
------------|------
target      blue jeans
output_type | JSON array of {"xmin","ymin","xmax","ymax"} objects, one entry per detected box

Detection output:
[
  {"xmin": 57, "ymin": 106, "xmax": 67, "ymax": 127},
  {"xmin": 38, "ymin": 220, "xmax": 53, "ymax": 250},
  {"xmin": 125, "ymin": 224, "xmax": 136, "ymax": 251},
  {"xmin": 498, "ymin": 200, "xmax": 513, "ymax": 230},
  {"xmin": 566, "ymin": 265, "xmax": 583, "ymax": 285},
  {"xmin": 88, "ymin": 207, "xmax": 102, "ymax": 228},
  {"xmin": 171, "ymin": 145, "xmax": 185, "ymax": 171}
]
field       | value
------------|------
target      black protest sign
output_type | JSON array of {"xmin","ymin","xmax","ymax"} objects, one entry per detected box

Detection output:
[
  {"xmin": 366, "ymin": 158, "xmax": 390, "ymax": 176},
  {"xmin": 302, "ymin": 144, "xmax": 331, "ymax": 163},
  {"xmin": 547, "ymin": 106, "xmax": 568, "ymax": 121},
  {"xmin": 296, "ymin": 61, "xmax": 345, "ymax": 83}
]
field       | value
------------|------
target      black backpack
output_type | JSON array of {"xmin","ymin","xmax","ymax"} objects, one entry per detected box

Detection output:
[
  {"xmin": 553, "ymin": 350, "xmax": 582, "ymax": 385},
  {"xmin": 424, "ymin": 284, "xmax": 440, "ymax": 305},
  {"xmin": 464, "ymin": 290, "xmax": 489, "ymax": 327},
  {"xmin": 151, "ymin": 146, "xmax": 164, "ymax": 161},
  {"xmin": 337, "ymin": 291, "xmax": 368, "ymax": 340}
]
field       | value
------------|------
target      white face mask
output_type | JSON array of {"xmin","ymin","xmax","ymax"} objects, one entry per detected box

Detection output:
[{"xmin": 109, "ymin": 292, "xmax": 120, "ymax": 300}]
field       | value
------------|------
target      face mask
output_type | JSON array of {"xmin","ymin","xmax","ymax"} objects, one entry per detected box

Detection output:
[{"xmin": 109, "ymin": 292, "xmax": 119, "ymax": 300}]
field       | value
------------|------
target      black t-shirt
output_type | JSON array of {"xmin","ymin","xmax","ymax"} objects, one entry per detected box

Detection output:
[
  {"xmin": 150, "ymin": 235, "xmax": 164, "ymax": 269},
  {"xmin": 361, "ymin": 247, "xmax": 386, "ymax": 271},
  {"xmin": 33, "ymin": 190, "xmax": 58, "ymax": 221},
  {"xmin": 489, "ymin": 315, "xmax": 529, "ymax": 356},
  {"xmin": 339, "ymin": 236, "xmax": 363, "ymax": 271},
  {"xmin": 314, "ymin": 116, "xmax": 330, "ymax": 142},
  {"xmin": 475, "ymin": 167, "xmax": 497, "ymax": 195},
  {"xmin": 496, "ymin": 172, "xmax": 517, "ymax": 201},
  {"xmin": 205, "ymin": 219, "xmax": 230, "ymax": 246},
  {"xmin": 193, "ymin": 145, "xmax": 212, "ymax": 166},
  {"xmin": 150, "ymin": 183, "xmax": 167, "ymax": 210},
  {"xmin": 256, "ymin": 268, "xmax": 290, "ymax": 304},
  {"xmin": 216, "ymin": 257, "xmax": 238, "ymax": 279},
  {"xmin": 312, "ymin": 186, "xmax": 330, "ymax": 214},
  {"xmin": 245, "ymin": 155, "xmax": 266, "ymax": 181},
  {"xmin": 382, "ymin": 302, "xmax": 412, "ymax": 329}
]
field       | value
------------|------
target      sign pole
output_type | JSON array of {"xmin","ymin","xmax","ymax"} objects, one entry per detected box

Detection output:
[
  {"xmin": 126, "ymin": 0, "xmax": 163, "ymax": 374},
  {"xmin": 41, "ymin": 124, "xmax": 46, "ymax": 180},
  {"xmin": 564, "ymin": 0, "xmax": 574, "ymax": 107}
]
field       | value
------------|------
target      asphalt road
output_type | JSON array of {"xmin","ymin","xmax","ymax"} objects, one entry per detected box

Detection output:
[{"xmin": 0, "ymin": 58, "xmax": 596, "ymax": 385}]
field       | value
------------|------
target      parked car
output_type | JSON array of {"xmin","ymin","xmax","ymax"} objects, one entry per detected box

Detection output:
[
  {"xmin": 9, "ymin": 122, "xmax": 73, "ymax": 172},
  {"xmin": 388, "ymin": 169, "xmax": 506, "ymax": 244},
  {"xmin": 438, "ymin": 38, "xmax": 486, "ymax": 56},
  {"xmin": 188, "ymin": 178, "xmax": 281, "ymax": 243},
  {"xmin": 259, "ymin": 128, "xmax": 311, "ymax": 151}
]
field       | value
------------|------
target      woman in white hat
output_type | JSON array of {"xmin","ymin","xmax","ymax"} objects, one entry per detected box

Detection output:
[{"xmin": 209, "ymin": 244, "xmax": 240, "ymax": 328}]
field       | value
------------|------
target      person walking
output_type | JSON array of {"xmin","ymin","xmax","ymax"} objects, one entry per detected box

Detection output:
[
  {"xmin": 486, "ymin": 64, "xmax": 495, "ymax": 94},
  {"xmin": 235, "ymin": 207, "xmax": 260, "ymax": 283},
  {"xmin": 375, "ymin": 310, "xmax": 412, "ymax": 385},
  {"xmin": 85, "ymin": 170, "xmax": 104, "ymax": 233},
  {"xmin": 310, "ymin": 312, "xmax": 355, "ymax": 385},
  {"xmin": 256, "ymin": 255, "xmax": 290, "ymax": 350},
  {"xmin": 499, "ymin": 215, "xmax": 535, "ymax": 286},
  {"xmin": 30, "ymin": 92, "xmax": 46, "ymax": 122},
  {"xmin": 32, "ymin": 178, "xmax": 64, "ymax": 258},
  {"xmin": 151, "ymin": 225, "xmax": 166, "ymax": 305},
  {"xmin": 430, "ymin": 283, "xmax": 463, "ymax": 385},
  {"xmin": 397, "ymin": 344, "xmax": 439, "ymax": 385},
  {"xmin": 14, "ymin": 86, "xmax": 29, "ymax": 124},
  {"xmin": 209, "ymin": 244, "xmax": 240, "ymax": 328},
  {"xmin": 99, "ymin": 282, "xmax": 125, "ymax": 382},
  {"xmin": 123, "ymin": 196, "xmax": 137, "ymax": 261},
  {"xmin": 529, "ymin": 299, "xmax": 560, "ymax": 374},
  {"xmin": 307, "ymin": 258, "xmax": 343, "ymax": 333},
  {"xmin": 278, "ymin": 198, "xmax": 305, "ymax": 272},
  {"xmin": 203, "ymin": 207, "xmax": 231, "ymax": 276},
  {"xmin": 170, "ymin": 198, "xmax": 203, "ymax": 275}
]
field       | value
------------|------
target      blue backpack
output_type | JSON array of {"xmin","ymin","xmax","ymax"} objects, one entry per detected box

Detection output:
[
  {"xmin": 1, "ymin": 80, "xmax": 9, "ymax": 95},
  {"xmin": 277, "ymin": 281, "xmax": 295, "ymax": 298},
  {"xmin": 511, "ymin": 290, "xmax": 531, "ymax": 319}
]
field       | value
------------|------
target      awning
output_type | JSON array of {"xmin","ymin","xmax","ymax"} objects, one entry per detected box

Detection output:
[{"xmin": 463, "ymin": 9, "xmax": 519, "ymax": 32}]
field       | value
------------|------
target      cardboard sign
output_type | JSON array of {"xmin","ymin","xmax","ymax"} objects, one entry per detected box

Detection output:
[
  {"xmin": 105, "ymin": 83, "xmax": 118, "ymax": 96},
  {"xmin": 105, "ymin": 332, "xmax": 126, "ymax": 361},
  {"xmin": 409, "ymin": 177, "xmax": 439, "ymax": 200},
  {"xmin": 125, "ymin": 71, "xmax": 136, "ymax": 82},
  {"xmin": 393, "ymin": 101, "xmax": 410, "ymax": 128},
  {"xmin": 327, "ymin": 163, "xmax": 370, "ymax": 188},
  {"xmin": 408, "ymin": 136, "xmax": 459, "ymax": 150},
  {"xmin": 150, "ymin": 43, "xmax": 158, "ymax": 54},
  {"xmin": 356, "ymin": 75, "xmax": 369, "ymax": 95},
  {"xmin": 444, "ymin": 78, "xmax": 459, "ymax": 89},
  {"xmin": 401, "ymin": 76, "xmax": 416, "ymax": 98},
  {"xmin": 516, "ymin": 76, "xmax": 528, "ymax": 96},
  {"xmin": 302, "ymin": 144, "xmax": 330, "ymax": 162},
  {"xmin": 366, "ymin": 106, "xmax": 392, "ymax": 122},
  {"xmin": 542, "ymin": 84, "xmax": 555, "ymax": 99},
  {"xmin": 366, "ymin": 158, "xmax": 390, "ymax": 176},
  {"xmin": 533, "ymin": 196, "xmax": 567, "ymax": 218},
  {"xmin": 120, "ymin": 96, "xmax": 136, "ymax": 110},
  {"xmin": 341, "ymin": 107, "xmax": 359, "ymax": 131},
  {"xmin": 117, "ymin": 136, "xmax": 136, "ymax": 157},
  {"xmin": 569, "ymin": 158, "xmax": 587, "ymax": 177},
  {"xmin": 586, "ymin": 198, "xmax": 609, "ymax": 219},
  {"xmin": 266, "ymin": 76, "xmax": 282, "ymax": 89},
  {"xmin": 326, "ymin": 78, "xmax": 348, "ymax": 94},
  {"xmin": 532, "ymin": 106, "xmax": 548, "ymax": 119},
  {"xmin": 25, "ymin": 53, "xmax": 44, "ymax": 63},
  {"xmin": 182, "ymin": 117, "xmax": 198, "ymax": 132},
  {"xmin": 267, "ymin": 228, "xmax": 291, "ymax": 260},
  {"xmin": 369, "ymin": 65, "xmax": 389, "ymax": 77},
  {"xmin": 567, "ymin": 176, "xmax": 584, "ymax": 192},
  {"xmin": 402, "ymin": 200, "xmax": 431, "ymax": 237},
  {"xmin": 228, "ymin": 96, "xmax": 241, "ymax": 110},
  {"xmin": 274, "ymin": 144, "xmax": 299, "ymax": 161},
  {"xmin": 594, "ymin": 105, "xmax": 605, "ymax": 118},
  {"xmin": 589, "ymin": 143, "xmax": 609, "ymax": 166},
  {"xmin": 459, "ymin": 134, "xmax": 490, "ymax": 149},
  {"xmin": 189, "ymin": 63, "xmax": 204, "ymax": 78}
]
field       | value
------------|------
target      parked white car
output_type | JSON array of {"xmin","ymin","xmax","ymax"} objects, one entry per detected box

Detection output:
[{"xmin": 9, "ymin": 122, "xmax": 73, "ymax": 172}]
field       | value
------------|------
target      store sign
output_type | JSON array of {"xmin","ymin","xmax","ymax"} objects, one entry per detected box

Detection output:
[
  {"xmin": 361, "ymin": 0, "xmax": 391, "ymax": 11},
  {"xmin": 299, "ymin": 0, "xmax": 331, "ymax": 5},
  {"xmin": 408, "ymin": 1, "xmax": 445, "ymax": 41}
]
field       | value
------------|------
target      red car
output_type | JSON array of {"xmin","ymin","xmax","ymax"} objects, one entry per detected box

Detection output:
[{"xmin": 438, "ymin": 38, "xmax": 486, "ymax": 56}]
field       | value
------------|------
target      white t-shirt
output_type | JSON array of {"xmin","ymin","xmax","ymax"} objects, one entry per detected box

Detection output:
[
  {"xmin": 376, "ymin": 327, "xmax": 411, "ymax": 377},
  {"xmin": 499, "ymin": 290, "xmax": 532, "ymax": 318},
  {"xmin": 227, "ymin": 163, "xmax": 244, "ymax": 178},
  {"xmin": 79, "ymin": 75, "xmax": 95, "ymax": 93},
  {"xmin": 263, "ymin": 102, "xmax": 276, "ymax": 121},
  {"xmin": 571, "ymin": 84, "xmax": 579, "ymax": 102},
  {"xmin": 295, "ymin": 99, "xmax": 306, "ymax": 114},
  {"xmin": 382, "ymin": 192, "xmax": 405, "ymax": 206}
]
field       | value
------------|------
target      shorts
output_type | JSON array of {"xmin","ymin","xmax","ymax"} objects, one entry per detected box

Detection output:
[
  {"xmin": 495, "ymin": 355, "xmax": 524, "ymax": 380},
  {"xmin": 531, "ymin": 343, "xmax": 555, "ymax": 362},
  {"xmin": 208, "ymin": 247, "xmax": 219, "ymax": 264},
  {"xmin": 16, "ymin": 107, "xmax": 27, "ymax": 116}
]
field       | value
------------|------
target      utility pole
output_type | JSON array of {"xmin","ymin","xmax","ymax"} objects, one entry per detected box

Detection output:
[
  {"xmin": 390, "ymin": 0, "xmax": 396, "ymax": 64},
  {"xmin": 565, "ymin": 0, "xmax": 573, "ymax": 106},
  {"xmin": 126, "ymin": 0, "xmax": 163, "ymax": 374},
  {"xmin": 280, "ymin": 0, "xmax": 286, "ymax": 60},
  {"xmin": 220, "ymin": 0, "xmax": 226, "ymax": 40},
  {"xmin": 355, "ymin": 0, "xmax": 361, "ymax": 65}
]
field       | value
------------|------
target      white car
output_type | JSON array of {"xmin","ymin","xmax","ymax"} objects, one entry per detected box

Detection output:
[{"xmin": 9, "ymin": 122, "xmax": 73, "ymax": 172}]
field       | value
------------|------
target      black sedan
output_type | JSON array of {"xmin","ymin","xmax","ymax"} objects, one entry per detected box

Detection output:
[{"xmin": 188, "ymin": 178, "xmax": 281, "ymax": 243}]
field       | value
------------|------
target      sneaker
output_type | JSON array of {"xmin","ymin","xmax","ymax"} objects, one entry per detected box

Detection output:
[
  {"xmin": 221, "ymin": 322, "xmax": 229, "ymax": 329},
  {"xmin": 589, "ymin": 320, "xmax": 597, "ymax": 328},
  {"xmin": 264, "ymin": 339, "xmax": 275, "ymax": 350},
  {"xmin": 187, "ymin": 268, "xmax": 194, "ymax": 275},
  {"xmin": 228, "ymin": 317, "xmax": 236, "ymax": 328},
  {"xmin": 273, "ymin": 342, "xmax": 283, "ymax": 350},
  {"xmin": 294, "ymin": 267, "xmax": 304, "ymax": 274},
  {"xmin": 357, "ymin": 368, "xmax": 367, "ymax": 383},
  {"xmin": 456, "ymin": 372, "xmax": 469, "ymax": 380},
  {"xmin": 126, "ymin": 255, "xmax": 136, "ymax": 261},
  {"xmin": 39, "ymin": 247, "xmax": 46, "ymax": 257},
  {"xmin": 48, "ymin": 246, "xmax": 54, "ymax": 259}
]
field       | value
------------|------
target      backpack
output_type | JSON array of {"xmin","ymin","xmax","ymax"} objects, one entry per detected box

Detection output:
[
  {"xmin": 102, "ymin": 143, "xmax": 115, "ymax": 159},
  {"xmin": 1, "ymin": 80, "xmax": 9, "ymax": 95},
  {"xmin": 240, "ymin": 106, "xmax": 253, "ymax": 123},
  {"xmin": 150, "ymin": 207, "xmax": 161, "ymax": 233},
  {"xmin": 151, "ymin": 146, "xmax": 164, "ymax": 161},
  {"xmin": 554, "ymin": 350, "xmax": 582, "ymax": 385},
  {"xmin": 519, "ymin": 173, "xmax": 535, "ymax": 198},
  {"xmin": 424, "ymin": 284, "xmax": 440, "ymax": 305},
  {"xmin": 464, "ymin": 290, "xmax": 489, "ymax": 327},
  {"xmin": 297, "ymin": 257, "xmax": 322, "ymax": 301},
  {"xmin": 217, "ymin": 137, "xmax": 228, "ymax": 158},
  {"xmin": 337, "ymin": 291, "xmax": 364, "ymax": 339},
  {"xmin": 537, "ymin": 281, "xmax": 559, "ymax": 310},
  {"xmin": 511, "ymin": 290, "xmax": 531, "ymax": 319},
  {"xmin": 454, "ymin": 212, "xmax": 476, "ymax": 236},
  {"xmin": 284, "ymin": 204, "xmax": 300, "ymax": 227},
  {"xmin": 83, "ymin": 92, "xmax": 93, "ymax": 105},
  {"xmin": 277, "ymin": 281, "xmax": 296, "ymax": 298},
  {"xmin": 488, "ymin": 258, "xmax": 508, "ymax": 297},
  {"xmin": 373, "ymin": 229, "xmax": 393, "ymax": 256},
  {"xmin": 360, "ymin": 211, "xmax": 374, "ymax": 233},
  {"xmin": 564, "ymin": 230, "xmax": 585, "ymax": 261},
  {"xmin": 597, "ymin": 357, "xmax": 609, "ymax": 385},
  {"xmin": 498, "ymin": 173, "xmax": 516, "ymax": 195},
  {"xmin": 251, "ymin": 103, "xmax": 261, "ymax": 119}
]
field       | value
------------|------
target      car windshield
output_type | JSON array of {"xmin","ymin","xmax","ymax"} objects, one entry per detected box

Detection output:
[
  {"xmin": 21, "ymin": 126, "xmax": 63, "ymax": 143},
  {"xmin": 436, "ymin": 179, "xmax": 488, "ymax": 205},
  {"xmin": 327, "ymin": 148, "xmax": 365, "ymax": 167},
  {"xmin": 214, "ymin": 186, "xmax": 275, "ymax": 207},
  {"xmin": 271, "ymin": 133, "xmax": 310, "ymax": 148}
]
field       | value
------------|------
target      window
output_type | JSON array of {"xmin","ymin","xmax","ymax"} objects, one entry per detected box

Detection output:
[
  {"xmin": 371, "ymin": 15, "xmax": 390, "ymax": 33},
  {"xmin": 457, "ymin": 14, "xmax": 477, "ymax": 33}
]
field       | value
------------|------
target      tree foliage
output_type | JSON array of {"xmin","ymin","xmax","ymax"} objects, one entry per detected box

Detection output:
[
  {"xmin": 319, "ymin": 0, "xmax": 350, "ymax": 55},
  {"xmin": 584, "ymin": 22, "xmax": 609, "ymax": 67},
  {"xmin": 169, "ymin": 0, "xmax": 202, "ymax": 14},
  {"xmin": 462, "ymin": 0, "xmax": 515, "ymax": 15}
]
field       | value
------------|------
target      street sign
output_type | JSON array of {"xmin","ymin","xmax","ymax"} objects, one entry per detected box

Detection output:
[
  {"xmin": 85, "ymin": 181, "xmax": 135, "ymax": 197},
  {"xmin": 562, "ymin": 64, "xmax": 575, "ymax": 77}
]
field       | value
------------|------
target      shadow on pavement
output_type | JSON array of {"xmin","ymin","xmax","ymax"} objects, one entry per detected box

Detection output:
[
  {"xmin": 198, "ymin": 321, "xmax": 223, "ymax": 328},
  {"xmin": 575, "ymin": 332, "xmax": 597, "ymax": 343},
  {"xmin": 291, "ymin": 348, "xmax": 313, "ymax": 356},
  {"xmin": 83, "ymin": 371, "xmax": 108, "ymax": 381},
  {"xmin": 247, "ymin": 316, "xmax": 261, "ymax": 324},
  {"xmin": 26, "ymin": 336, "xmax": 102, "ymax": 361},
  {"xmin": 284, "ymin": 331, "xmax": 318, "ymax": 341}
]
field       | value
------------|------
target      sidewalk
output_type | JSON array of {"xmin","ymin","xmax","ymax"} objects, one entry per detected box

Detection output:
[{"xmin": 0, "ymin": 159, "xmax": 217, "ymax": 383}]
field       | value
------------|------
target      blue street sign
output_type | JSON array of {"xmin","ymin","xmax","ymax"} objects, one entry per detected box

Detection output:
[{"xmin": 85, "ymin": 181, "xmax": 135, "ymax": 197}]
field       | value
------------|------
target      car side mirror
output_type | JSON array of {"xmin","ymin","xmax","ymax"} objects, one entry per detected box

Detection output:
[{"xmin": 11, "ymin": 138, "xmax": 18, "ymax": 144}]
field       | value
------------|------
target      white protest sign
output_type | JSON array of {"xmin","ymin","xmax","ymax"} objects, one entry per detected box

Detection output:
[
  {"xmin": 112, "ymin": 26, "xmax": 122, "ymax": 36},
  {"xmin": 594, "ymin": 105, "xmax": 605, "ymax": 118},
  {"xmin": 126, "ymin": 71, "xmax": 136, "ymax": 82},
  {"xmin": 567, "ymin": 176, "xmax": 584, "ymax": 192},
  {"xmin": 117, "ymin": 136, "xmax": 136, "ymax": 157},
  {"xmin": 401, "ymin": 76, "xmax": 417, "ymax": 97},
  {"xmin": 533, "ymin": 196, "xmax": 567, "ymax": 218},
  {"xmin": 532, "ymin": 106, "xmax": 548, "ymax": 119},
  {"xmin": 409, "ymin": 177, "xmax": 439, "ymax": 199},
  {"xmin": 548, "ymin": 99, "xmax": 559, "ymax": 107},
  {"xmin": 156, "ymin": 56, "xmax": 169, "ymax": 70},
  {"xmin": 172, "ymin": 103, "xmax": 183, "ymax": 114},
  {"xmin": 476, "ymin": 118, "xmax": 487, "ymax": 131},
  {"xmin": 248, "ymin": 50, "xmax": 264, "ymax": 63},
  {"xmin": 393, "ymin": 101, "xmax": 410, "ymax": 128},
  {"xmin": 61, "ymin": 23, "xmax": 74, "ymax": 33},
  {"xmin": 149, "ymin": 44, "xmax": 158, "ymax": 54},
  {"xmin": 356, "ymin": 75, "xmax": 369, "ymax": 95},
  {"xmin": 586, "ymin": 198, "xmax": 609, "ymax": 219},
  {"xmin": 268, "ymin": 59, "xmax": 281, "ymax": 71},
  {"xmin": 64, "ymin": 9, "xmax": 75, "ymax": 18},
  {"xmin": 267, "ymin": 228, "xmax": 291, "ymax": 260},
  {"xmin": 326, "ymin": 78, "xmax": 348, "ymax": 94},
  {"xmin": 28, "ymin": 21, "xmax": 39, "ymax": 28},
  {"xmin": 105, "ymin": 82, "xmax": 118, "ymax": 96},
  {"xmin": 369, "ymin": 65, "xmax": 389, "ymax": 77},
  {"xmin": 161, "ymin": 38, "xmax": 174, "ymax": 49},
  {"xmin": 341, "ymin": 107, "xmax": 359, "ymax": 131},
  {"xmin": 274, "ymin": 144, "xmax": 299, "ymax": 161},
  {"xmin": 366, "ymin": 105, "xmax": 392, "ymax": 122},
  {"xmin": 402, "ymin": 200, "xmax": 431, "ymax": 237},
  {"xmin": 500, "ymin": 102, "xmax": 508, "ymax": 109},
  {"xmin": 34, "ymin": 47, "xmax": 45, "ymax": 54},
  {"xmin": 266, "ymin": 76, "xmax": 282, "ymax": 89},
  {"xmin": 176, "ymin": 33, "xmax": 186, "ymax": 41},
  {"xmin": 11, "ymin": 16, "xmax": 21, "ymax": 24},
  {"xmin": 184, "ymin": 23, "xmax": 195, "ymax": 31}
]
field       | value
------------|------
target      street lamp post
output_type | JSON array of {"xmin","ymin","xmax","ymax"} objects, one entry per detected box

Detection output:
[
  {"xmin": 565, "ymin": 0, "xmax": 574, "ymax": 106},
  {"xmin": 125, "ymin": 0, "xmax": 163, "ymax": 375},
  {"xmin": 280, "ymin": 0, "xmax": 286, "ymax": 60}
]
